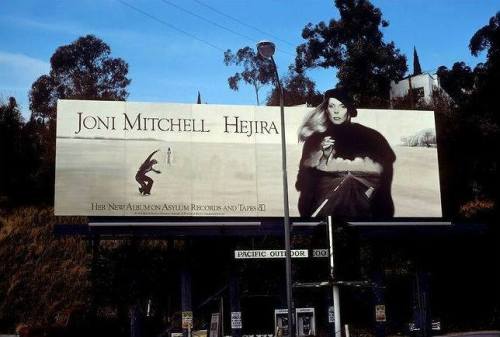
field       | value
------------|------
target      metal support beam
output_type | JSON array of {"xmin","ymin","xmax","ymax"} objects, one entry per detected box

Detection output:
[
  {"xmin": 181, "ymin": 266, "xmax": 193, "ymax": 337},
  {"xmin": 269, "ymin": 55, "xmax": 294, "ymax": 337},
  {"xmin": 327, "ymin": 216, "xmax": 341, "ymax": 337}
]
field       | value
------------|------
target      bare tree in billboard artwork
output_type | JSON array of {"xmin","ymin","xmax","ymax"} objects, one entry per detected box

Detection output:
[
  {"xmin": 296, "ymin": 89, "xmax": 396, "ymax": 219},
  {"xmin": 136, "ymin": 150, "xmax": 161, "ymax": 195}
]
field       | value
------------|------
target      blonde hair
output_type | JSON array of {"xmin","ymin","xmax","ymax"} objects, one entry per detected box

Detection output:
[
  {"xmin": 297, "ymin": 100, "xmax": 329, "ymax": 142},
  {"xmin": 298, "ymin": 92, "xmax": 356, "ymax": 141}
]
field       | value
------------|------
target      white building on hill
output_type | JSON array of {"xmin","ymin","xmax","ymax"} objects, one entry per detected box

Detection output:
[
  {"xmin": 390, "ymin": 47, "xmax": 442, "ymax": 105},
  {"xmin": 390, "ymin": 72, "xmax": 441, "ymax": 103}
]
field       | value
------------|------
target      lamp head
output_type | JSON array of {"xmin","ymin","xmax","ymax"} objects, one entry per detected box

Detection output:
[{"xmin": 256, "ymin": 40, "xmax": 276, "ymax": 59}]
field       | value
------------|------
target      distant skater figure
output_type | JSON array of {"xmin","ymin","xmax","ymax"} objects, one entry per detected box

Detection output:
[
  {"xmin": 167, "ymin": 147, "xmax": 172, "ymax": 165},
  {"xmin": 136, "ymin": 150, "xmax": 161, "ymax": 195}
]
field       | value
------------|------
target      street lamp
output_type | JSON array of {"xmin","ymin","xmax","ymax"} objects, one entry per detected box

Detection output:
[{"xmin": 256, "ymin": 40, "xmax": 294, "ymax": 337}]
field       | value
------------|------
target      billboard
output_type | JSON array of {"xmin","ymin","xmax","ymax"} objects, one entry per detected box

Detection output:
[{"xmin": 55, "ymin": 100, "xmax": 442, "ymax": 218}]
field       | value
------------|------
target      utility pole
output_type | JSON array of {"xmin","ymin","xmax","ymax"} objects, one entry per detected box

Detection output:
[
  {"xmin": 327, "ymin": 216, "xmax": 341, "ymax": 337},
  {"xmin": 256, "ymin": 40, "xmax": 294, "ymax": 337}
]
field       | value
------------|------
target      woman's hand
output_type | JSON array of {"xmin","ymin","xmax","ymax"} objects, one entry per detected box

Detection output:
[{"xmin": 321, "ymin": 136, "xmax": 335, "ymax": 160}]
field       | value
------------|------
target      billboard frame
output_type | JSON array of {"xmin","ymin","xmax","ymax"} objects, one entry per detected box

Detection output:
[{"xmin": 54, "ymin": 217, "xmax": 452, "ymax": 239}]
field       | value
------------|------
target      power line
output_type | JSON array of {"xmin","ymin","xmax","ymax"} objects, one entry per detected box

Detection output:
[
  {"xmin": 160, "ymin": 0, "xmax": 257, "ymax": 44},
  {"xmin": 118, "ymin": 0, "xmax": 226, "ymax": 52},
  {"xmin": 118, "ymin": 0, "xmax": 295, "ymax": 59},
  {"xmin": 193, "ymin": 0, "xmax": 296, "ymax": 48},
  {"xmin": 159, "ymin": 0, "xmax": 295, "ymax": 57}
]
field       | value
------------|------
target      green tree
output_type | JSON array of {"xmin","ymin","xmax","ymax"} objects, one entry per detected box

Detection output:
[
  {"xmin": 468, "ymin": 11, "xmax": 500, "ymax": 131},
  {"xmin": 27, "ymin": 35, "xmax": 131, "ymax": 204},
  {"xmin": 465, "ymin": 12, "xmax": 500, "ymax": 213},
  {"xmin": 436, "ymin": 62, "xmax": 475, "ymax": 107},
  {"xmin": 0, "ymin": 97, "xmax": 52, "ymax": 206},
  {"xmin": 223, "ymin": 46, "xmax": 274, "ymax": 105},
  {"xmin": 30, "ymin": 35, "xmax": 131, "ymax": 122},
  {"xmin": 266, "ymin": 67, "xmax": 323, "ymax": 107},
  {"xmin": 470, "ymin": 12, "xmax": 500, "ymax": 64},
  {"xmin": 295, "ymin": 0, "xmax": 407, "ymax": 107},
  {"xmin": 413, "ymin": 47, "xmax": 422, "ymax": 75},
  {"xmin": 434, "ymin": 12, "xmax": 500, "ymax": 218},
  {"xmin": 0, "ymin": 97, "xmax": 24, "ymax": 204}
]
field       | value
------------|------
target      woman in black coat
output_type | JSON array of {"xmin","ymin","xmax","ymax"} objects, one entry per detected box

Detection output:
[{"xmin": 296, "ymin": 89, "xmax": 396, "ymax": 219}]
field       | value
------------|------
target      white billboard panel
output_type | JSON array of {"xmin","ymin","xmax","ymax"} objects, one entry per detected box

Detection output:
[{"xmin": 55, "ymin": 100, "xmax": 442, "ymax": 218}]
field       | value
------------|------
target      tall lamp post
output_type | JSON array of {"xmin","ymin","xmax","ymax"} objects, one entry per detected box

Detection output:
[{"xmin": 256, "ymin": 40, "xmax": 294, "ymax": 337}]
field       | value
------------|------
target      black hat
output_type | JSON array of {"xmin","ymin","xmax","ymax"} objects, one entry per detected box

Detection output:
[{"xmin": 323, "ymin": 88, "xmax": 357, "ymax": 117}]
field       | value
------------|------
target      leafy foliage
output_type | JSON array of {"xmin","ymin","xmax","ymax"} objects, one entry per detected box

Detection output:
[
  {"xmin": 295, "ymin": 0, "xmax": 407, "ymax": 107},
  {"xmin": 223, "ymin": 46, "xmax": 274, "ymax": 105},
  {"xmin": 436, "ymin": 62, "xmax": 475, "ymax": 107},
  {"xmin": 266, "ymin": 67, "xmax": 323, "ymax": 107},
  {"xmin": 469, "ymin": 12, "xmax": 500, "ymax": 59},
  {"xmin": 0, "ymin": 98, "xmax": 24, "ymax": 204},
  {"xmin": 29, "ymin": 35, "xmax": 131, "ymax": 122},
  {"xmin": 413, "ymin": 47, "xmax": 422, "ymax": 75},
  {"xmin": 0, "ymin": 208, "xmax": 90, "ymax": 331},
  {"xmin": 0, "ymin": 207, "xmax": 187, "ymax": 335},
  {"xmin": 423, "ymin": 12, "xmax": 500, "ymax": 217},
  {"xmin": 0, "ymin": 98, "xmax": 48, "ymax": 206},
  {"xmin": 460, "ymin": 199, "xmax": 495, "ymax": 219},
  {"xmin": 467, "ymin": 12, "xmax": 500, "ymax": 137},
  {"xmin": 21, "ymin": 35, "xmax": 131, "ymax": 206}
]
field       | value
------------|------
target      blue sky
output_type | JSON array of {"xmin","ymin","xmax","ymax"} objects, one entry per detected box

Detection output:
[{"xmin": 0, "ymin": 0, "xmax": 499, "ymax": 118}]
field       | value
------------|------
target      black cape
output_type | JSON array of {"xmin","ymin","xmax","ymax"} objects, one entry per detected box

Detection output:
[{"xmin": 296, "ymin": 122, "xmax": 396, "ymax": 219}]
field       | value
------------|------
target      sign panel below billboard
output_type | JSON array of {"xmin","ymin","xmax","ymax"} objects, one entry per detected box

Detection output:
[{"xmin": 234, "ymin": 250, "xmax": 309, "ymax": 259}]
